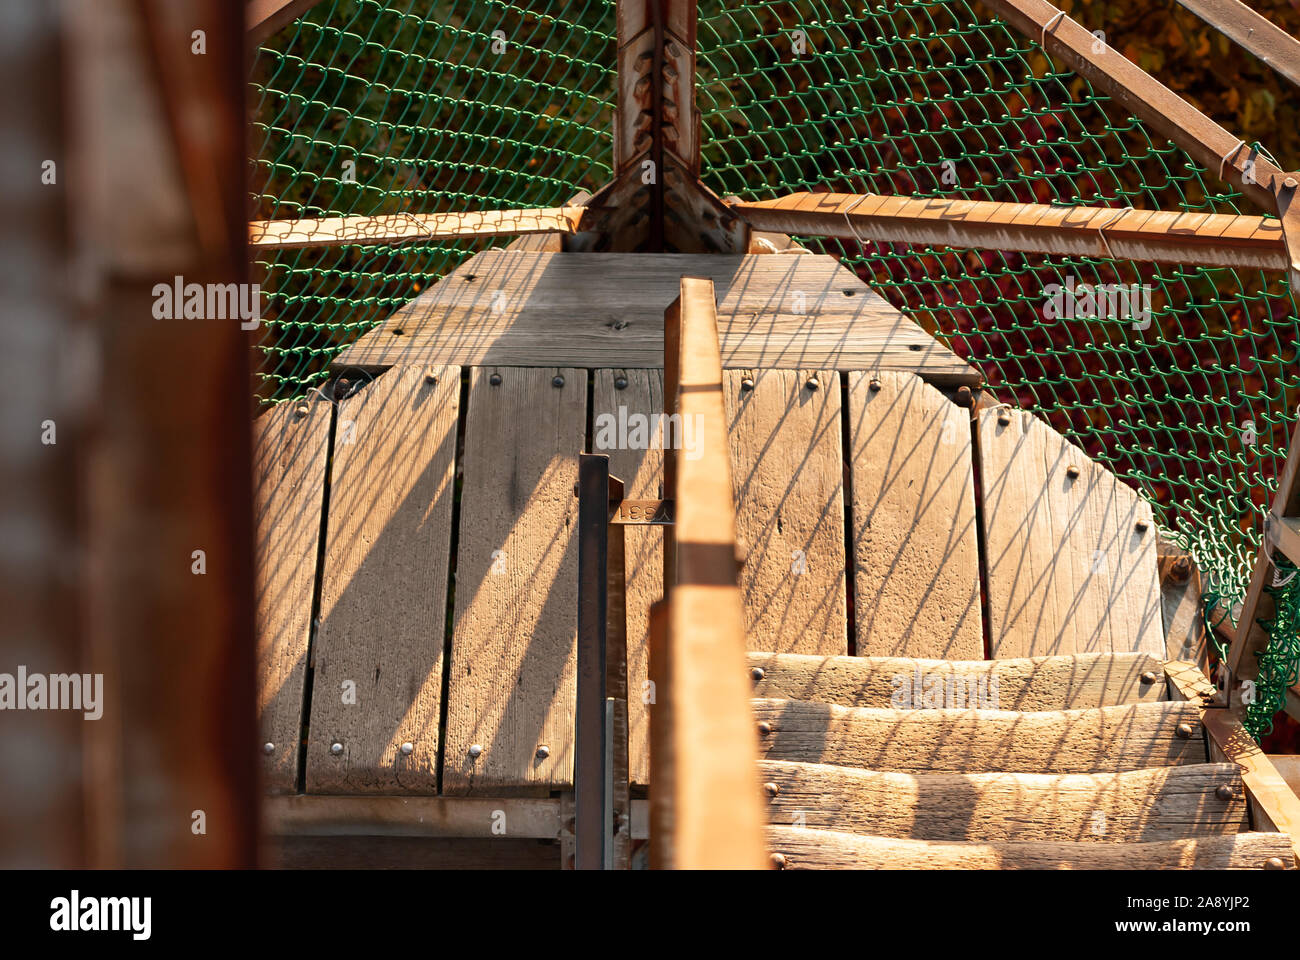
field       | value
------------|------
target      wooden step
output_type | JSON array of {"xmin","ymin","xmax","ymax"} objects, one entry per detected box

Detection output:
[
  {"xmin": 767, "ymin": 826, "xmax": 1295, "ymax": 870},
  {"xmin": 759, "ymin": 760, "xmax": 1248, "ymax": 842},
  {"xmin": 753, "ymin": 698, "xmax": 1206, "ymax": 773},
  {"xmin": 747, "ymin": 651, "xmax": 1165, "ymax": 710}
]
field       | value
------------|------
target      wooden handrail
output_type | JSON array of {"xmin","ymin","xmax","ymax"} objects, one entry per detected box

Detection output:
[
  {"xmin": 648, "ymin": 277, "xmax": 767, "ymax": 869},
  {"xmin": 249, "ymin": 206, "xmax": 585, "ymax": 250}
]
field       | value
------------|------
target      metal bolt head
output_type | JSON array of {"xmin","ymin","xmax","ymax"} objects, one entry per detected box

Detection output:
[
  {"xmin": 740, "ymin": 377, "xmax": 755, "ymax": 392},
  {"xmin": 489, "ymin": 372, "xmax": 502, "ymax": 386},
  {"xmin": 805, "ymin": 376, "xmax": 820, "ymax": 391},
  {"xmin": 614, "ymin": 376, "xmax": 629, "ymax": 390},
  {"xmin": 535, "ymin": 745, "xmax": 550, "ymax": 760},
  {"xmin": 1135, "ymin": 520, "xmax": 1149, "ymax": 534},
  {"xmin": 1140, "ymin": 670, "xmax": 1157, "ymax": 685},
  {"xmin": 1285, "ymin": 176, "xmax": 1298, "ymax": 190},
  {"xmin": 771, "ymin": 852, "xmax": 787, "ymax": 869},
  {"xmin": 552, "ymin": 374, "xmax": 565, "ymax": 388},
  {"xmin": 757, "ymin": 721, "xmax": 772, "ymax": 737},
  {"xmin": 1175, "ymin": 721, "xmax": 1194, "ymax": 739},
  {"xmin": 1215, "ymin": 784, "xmax": 1234, "ymax": 801},
  {"xmin": 1066, "ymin": 465, "xmax": 1080, "ymax": 479},
  {"xmin": 1170, "ymin": 556, "xmax": 1191, "ymax": 583},
  {"xmin": 330, "ymin": 741, "xmax": 344, "ymax": 755},
  {"xmin": 750, "ymin": 666, "xmax": 765, "ymax": 682},
  {"xmin": 262, "ymin": 742, "xmax": 275, "ymax": 755},
  {"xmin": 400, "ymin": 741, "xmax": 414, "ymax": 756},
  {"xmin": 425, "ymin": 370, "xmax": 438, "ymax": 385},
  {"xmin": 468, "ymin": 744, "xmax": 483, "ymax": 759},
  {"xmin": 1264, "ymin": 856, "xmax": 1287, "ymax": 870},
  {"xmin": 294, "ymin": 402, "xmax": 310, "ymax": 418},
  {"xmin": 763, "ymin": 781, "xmax": 779, "ymax": 797},
  {"xmin": 955, "ymin": 385, "xmax": 972, "ymax": 408},
  {"xmin": 997, "ymin": 412, "xmax": 1011, "ymax": 426},
  {"xmin": 868, "ymin": 378, "xmax": 881, "ymax": 392}
]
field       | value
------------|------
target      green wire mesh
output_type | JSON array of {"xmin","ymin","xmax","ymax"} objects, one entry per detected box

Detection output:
[
  {"xmin": 251, "ymin": 0, "xmax": 1300, "ymax": 737},
  {"xmin": 250, "ymin": 0, "xmax": 615, "ymax": 402},
  {"xmin": 1247, "ymin": 558, "xmax": 1300, "ymax": 739}
]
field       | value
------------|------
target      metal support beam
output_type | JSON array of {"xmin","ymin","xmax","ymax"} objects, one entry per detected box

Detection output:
[
  {"xmin": 1174, "ymin": 0, "xmax": 1300, "ymax": 90},
  {"xmin": 731, "ymin": 192, "xmax": 1288, "ymax": 269},
  {"xmin": 575, "ymin": 453, "xmax": 612, "ymax": 870}
]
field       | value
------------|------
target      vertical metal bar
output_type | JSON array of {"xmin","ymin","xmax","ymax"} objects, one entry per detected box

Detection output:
[
  {"xmin": 576, "ymin": 453, "xmax": 610, "ymax": 869},
  {"xmin": 604, "ymin": 697, "xmax": 615, "ymax": 870}
]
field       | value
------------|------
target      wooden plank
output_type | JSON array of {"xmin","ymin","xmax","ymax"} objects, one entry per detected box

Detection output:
[
  {"xmin": 979, "ymin": 407, "xmax": 1164, "ymax": 657},
  {"xmin": 246, "ymin": 0, "xmax": 330, "ymax": 46},
  {"xmin": 747, "ymin": 651, "xmax": 1167, "ymax": 710},
  {"xmin": 848, "ymin": 371, "xmax": 982, "ymax": 658},
  {"xmin": 333, "ymin": 251, "xmax": 978, "ymax": 385},
  {"xmin": 1167, "ymin": 661, "xmax": 1300, "ymax": 865},
  {"xmin": 304, "ymin": 366, "xmax": 460, "ymax": 793},
  {"xmin": 253, "ymin": 393, "xmax": 332, "ymax": 793},
  {"xmin": 263, "ymin": 794, "xmax": 651, "ymax": 838},
  {"xmin": 651, "ymin": 277, "xmax": 768, "ymax": 869},
  {"xmin": 249, "ymin": 207, "xmax": 585, "ymax": 250},
  {"xmin": 730, "ymin": 192, "xmax": 1288, "ymax": 270},
  {"xmin": 752, "ymin": 698, "xmax": 1207, "ymax": 773},
  {"xmin": 1270, "ymin": 755, "xmax": 1300, "ymax": 795},
  {"xmin": 506, "ymin": 190, "xmax": 591, "ymax": 252},
  {"xmin": 442, "ymin": 367, "xmax": 586, "ymax": 795},
  {"xmin": 1173, "ymin": 0, "xmax": 1300, "ymax": 90},
  {"xmin": 1158, "ymin": 538, "xmax": 1208, "ymax": 667},
  {"xmin": 725, "ymin": 369, "xmax": 847, "ymax": 655},
  {"xmin": 767, "ymin": 826, "xmax": 1295, "ymax": 870},
  {"xmin": 593, "ymin": 369, "xmax": 664, "ymax": 786},
  {"xmin": 759, "ymin": 759, "xmax": 1249, "ymax": 842},
  {"xmin": 268, "ymin": 835, "xmax": 561, "ymax": 869}
]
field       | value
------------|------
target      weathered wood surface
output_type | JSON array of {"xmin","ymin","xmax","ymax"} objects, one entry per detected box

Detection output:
[
  {"xmin": 593, "ymin": 369, "xmax": 664, "ymax": 786},
  {"xmin": 1158, "ymin": 538, "xmax": 1207, "ymax": 666},
  {"xmin": 747, "ymin": 651, "xmax": 1167, "ymax": 710},
  {"xmin": 651, "ymin": 278, "xmax": 768, "ymax": 869},
  {"xmin": 1166, "ymin": 661, "xmax": 1300, "ymax": 865},
  {"xmin": 767, "ymin": 826, "xmax": 1295, "ymax": 870},
  {"xmin": 269, "ymin": 836, "xmax": 561, "ymax": 870},
  {"xmin": 249, "ymin": 207, "xmax": 584, "ymax": 250},
  {"xmin": 979, "ymin": 407, "xmax": 1164, "ymax": 658},
  {"xmin": 333, "ymin": 251, "xmax": 978, "ymax": 384},
  {"xmin": 848, "ymin": 371, "xmax": 982, "ymax": 658},
  {"xmin": 725, "ymin": 369, "xmax": 847, "ymax": 655},
  {"xmin": 759, "ymin": 759, "xmax": 1248, "ymax": 842},
  {"xmin": 752, "ymin": 698, "xmax": 1206, "ymax": 773},
  {"xmin": 442, "ymin": 367, "xmax": 586, "ymax": 795},
  {"xmin": 305, "ymin": 366, "xmax": 459, "ymax": 793},
  {"xmin": 254, "ymin": 393, "xmax": 332, "ymax": 793}
]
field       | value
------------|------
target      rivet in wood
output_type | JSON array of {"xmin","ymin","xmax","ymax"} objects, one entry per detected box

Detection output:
[
  {"xmin": 536, "ymin": 745, "xmax": 550, "ymax": 760},
  {"xmin": 868, "ymin": 379, "xmax": 881, "ymax": 392},
  {"xmin": 750, "ymin": 666, "xmax": 765, "ymax": 682},
  {"xmin": 552, "ymin": 375, "xmax": 565, "ymax": 388},
  {"xmin": 771, "ymin": 852, "xmax": 787, "ymax": 869},
  {"xmin": 330, "ymin": 741, "xmax": 344, "ymax": 755},
  {"xmin": 757, "ymin": 721, "xmax": 772, "ymax": 737},
  {"xmin": 263, "ymin": 742, "xmax": 275, "ymax": 755},
  {"xmin": 1285, "ymin": 176, "xmax": 1299, "ymax": 190},
  {"xmin": 806, "ymin": 376, "xmax": 820, "ymax": 391},
  {"xmin": 1175, "ymin": 722, "xmax": 1194, "ymax": 739},
  {"xmin": 1140, "ymin": 671, "xmax": 1157, "ymax": 684},
  {"xmin": 1135, "ymin": 520, "xmax": 1149, "ymax": 533},
  {"xmin": 763, "ymin": 781, "xmax": 780, "ymax": 797},
  {"xmin": 955, "ymin": 385, "xmax": 972, "ymax": 408},
  {"xmin": 469, "ymin": 744, "xmax": 483, "ymax": 759},
  {"xmin": 1264, "ymin": 856, "xmax": 1287, "ymax": 870},
  {"xmin": 1066, "ymin": 466, "xmax": 1080, "ymax": 479},
  {"xmin": 740, "ymin": 377, "xmax": 755, "ymax": 391},
  {"xmin": 400, "ymin": 741, "xmax": 414, "ymax": 756},
  {"xmin": 294, "ymin": 402, "xmax": 310, "ymax": 418},
  {"xmin": 997, "ymin": 412, "xmax": 1011, "ymax": 426},
  {"xmin": 489, "ymin": 373, "xmax": 502, "ymax": 386},
  {"xmin": 1215, "ymin": 784, "xmax": 1234, "ymax": 801},
  {"xmin": 425, "ymin": 370, "xmax": 438, "ymax": 384},
  {"xmin": 614, "ymin": 376, "xmax": 629, "ymax": 390}
]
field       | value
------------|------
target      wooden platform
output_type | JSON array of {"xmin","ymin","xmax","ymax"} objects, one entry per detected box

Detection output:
[{"xmin": 255, "ymin": 378, "xmax": 1170, "ymax": 796}]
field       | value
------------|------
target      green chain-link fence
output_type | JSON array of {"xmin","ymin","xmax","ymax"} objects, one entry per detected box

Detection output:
[{"xmin": 251, "ymin": 0, "xmax": 1300, "ymax": 738}]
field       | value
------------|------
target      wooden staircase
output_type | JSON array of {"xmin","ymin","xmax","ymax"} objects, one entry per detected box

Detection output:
[{"xmin": 749, "ymin": 653, "xmax": 1294, "ymax": 869}]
